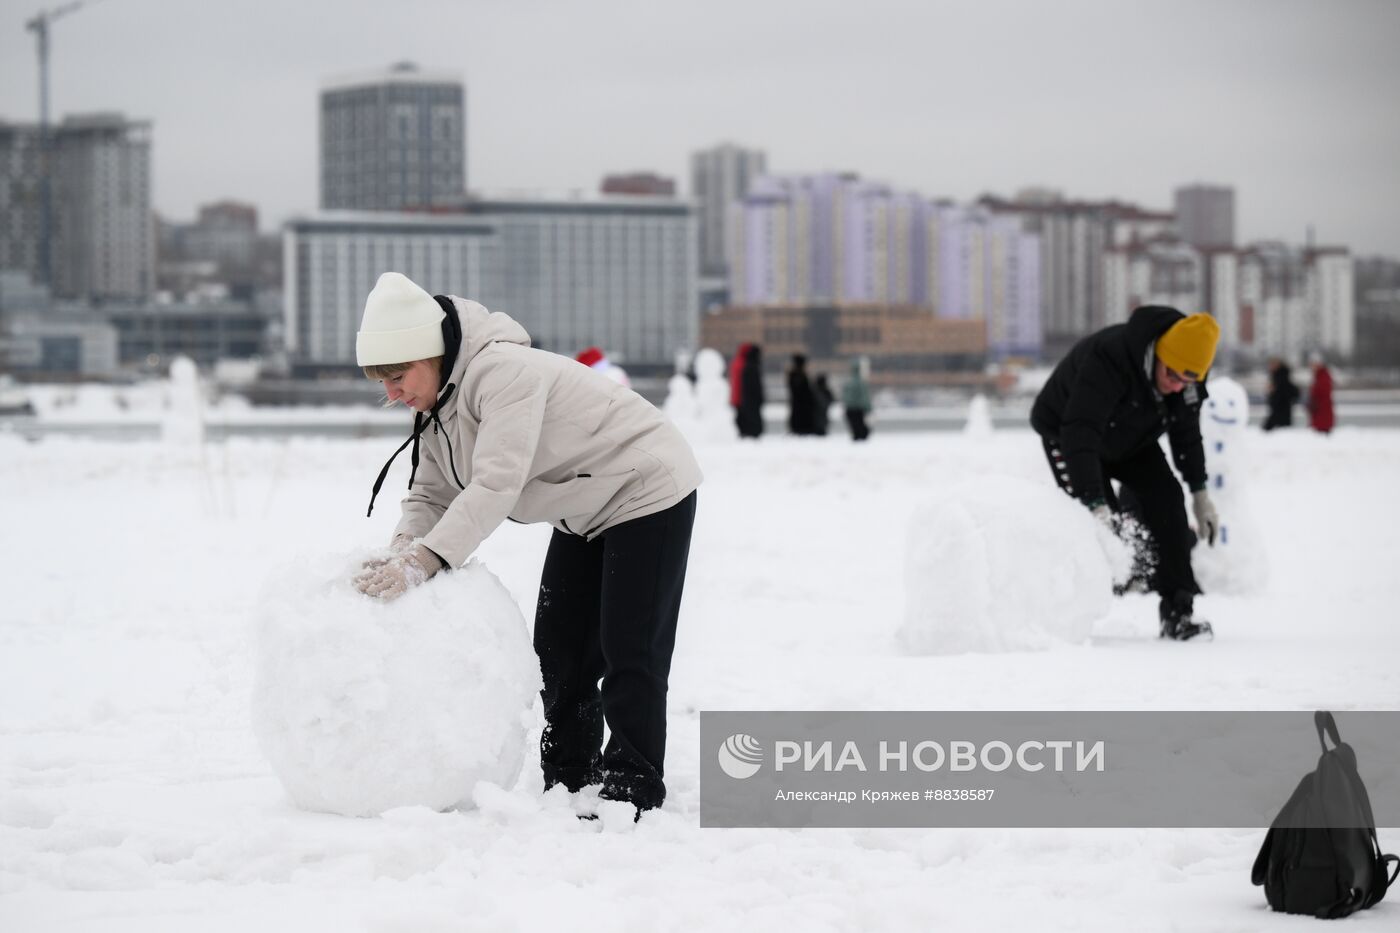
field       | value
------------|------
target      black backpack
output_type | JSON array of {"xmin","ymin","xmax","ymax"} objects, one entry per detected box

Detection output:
[{"xmin": 1252, "ymin": 711, "xmax": 1399, "ymax": 918}]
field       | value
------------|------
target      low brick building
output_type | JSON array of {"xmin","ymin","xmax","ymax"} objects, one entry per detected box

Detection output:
[{"xmin": 700, "ymin": 303, "xmax": 989, "ymax": 387}]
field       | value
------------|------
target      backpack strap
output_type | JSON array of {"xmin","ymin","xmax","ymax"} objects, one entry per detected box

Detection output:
[
  {"xmin": 1315, "ymin": 710, "xmax": 1341, "ymax": 752},
  {"xmin": 1371, "ymin": 852, "xmax": 1399, "ymax": 907},
  {"xmin": 1251, "ymin": 829, "xmax": 1274, "ymax": 886},
  {"xmin": 1316, "ymin": 890, "xmax": 1364, "ymax": 920}
]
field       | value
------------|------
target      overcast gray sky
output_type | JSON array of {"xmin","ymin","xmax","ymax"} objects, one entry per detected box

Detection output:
[{"xmin": 3, "ymin": 0, "xmax": 1397, "ymax": 255}]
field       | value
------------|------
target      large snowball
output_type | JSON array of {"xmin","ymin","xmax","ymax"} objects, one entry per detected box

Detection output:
[
  {"xmin": 898, "ymin": 477, "xmax": 1124, "ymax": 654},
  {"xmin": 252, "ymin": 553, "xmax": 541, "ymax": 817}
]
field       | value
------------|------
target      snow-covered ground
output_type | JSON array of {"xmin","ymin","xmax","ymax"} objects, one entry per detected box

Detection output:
[{"xmin": 2, "ymin": 424, "xmax": 1398, "ymax": 931}]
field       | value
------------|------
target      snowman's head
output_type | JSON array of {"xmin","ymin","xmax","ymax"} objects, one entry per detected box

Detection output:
[
  {"xmin": 1202, "ymin": 376, "xmax": 1249, "ymax": 434},
  {"xmin": 694, "ymin": 348, "xmax": 726, "ymax": 381}
]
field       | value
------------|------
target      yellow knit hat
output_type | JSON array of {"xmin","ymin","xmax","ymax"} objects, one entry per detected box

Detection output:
[{"xmin": 1155, "ymin": 314, "xmax": 1220, "ymax": 380}]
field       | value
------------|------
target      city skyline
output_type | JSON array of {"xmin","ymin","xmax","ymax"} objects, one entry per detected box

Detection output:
[{"xmin": 1, "ymin": 0, "xmax": 1397, "ymax": 255}]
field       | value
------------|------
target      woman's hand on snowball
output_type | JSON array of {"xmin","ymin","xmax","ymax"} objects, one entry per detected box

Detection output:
[{"xmin": 354, "ymin": 544, "xmax": 444, "ymax": 600}]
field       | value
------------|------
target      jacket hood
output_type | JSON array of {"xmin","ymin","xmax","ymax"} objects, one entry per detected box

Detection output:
[
  {"xmin": 1125, "ymin": 305, "xmax": 1186, "ymax": 383},
  {"xmin": 1125, "ymin": 305, "xmax": 1186, "ymax": 356},
  {"xmin": 444, "ymin": 296, "xmax": 531, "ymax": 385}
]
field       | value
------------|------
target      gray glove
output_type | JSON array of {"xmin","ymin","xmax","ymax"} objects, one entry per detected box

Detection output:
[
  {"xmin": 354, "ymin": 544, "xmax": 443, "ymax": 600},
  {"xmin": 1192, "ymin": 489, "xmax": 1219, "ymax": 546}
]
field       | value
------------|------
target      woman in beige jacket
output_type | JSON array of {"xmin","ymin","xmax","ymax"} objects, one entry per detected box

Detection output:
[{"xmin": 352, "ymin": 272, "xmax": 702, "ymax": 814}]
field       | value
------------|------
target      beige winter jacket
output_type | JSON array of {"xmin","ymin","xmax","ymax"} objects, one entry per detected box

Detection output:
[{"xmin": 391, "ymin": 297, "xmax": 703, "ymax": 568}]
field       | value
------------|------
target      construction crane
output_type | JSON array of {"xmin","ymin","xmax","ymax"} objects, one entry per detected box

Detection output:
[{"xmin": 24, "ymin": 0, "xmax": 98, "ymax": 290}]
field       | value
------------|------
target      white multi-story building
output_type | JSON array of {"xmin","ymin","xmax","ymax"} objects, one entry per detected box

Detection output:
[
  {"xmin": 983, "ymin": 194, "xmax": 1173, "ymax": 357},
  {"xmin": 285, "ymin": 194, "xmax": 697, "ymax": 370},
  {"xmin": 284, "ymin": 212, "xmax": 500, "ymax": 365},
  {"xmin": 1307, "ymin": 249, "xmax": 1354, "ymax": 358},
  {"xmin": 1103, "ymin": 238, "xmax": 1205, "ymax": 326},
  {"xmin": 0, "ymin": 113, "xmax": 153, "ymax": 301},
  {"xmin": 1207, "ymin": 250, "xmax": 1242, "ymax": 362},
  {"xmin": 472, "ymin": 195, "xmax": 696, "ymax": 366},
  {"xmin": 691, "ymin": 143, "xmax": 766, "ymax": 277},
  {"xmin": 1237, "ymin": 243, "xmax": 1353, "ymax": 362},
  {"xmin": 320, "ymin": 62, "xmax": 466, "ymax": 212}
]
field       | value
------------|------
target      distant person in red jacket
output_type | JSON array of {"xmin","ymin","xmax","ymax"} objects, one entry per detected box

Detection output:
[{"xmin": 1307, "ymin": 353, "xmax": 1335, "ymax": 434}]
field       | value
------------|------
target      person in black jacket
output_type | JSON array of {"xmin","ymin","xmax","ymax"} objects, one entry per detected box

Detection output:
[
  {"xmin": 1262, "ymin": 357, "xmax": 1299, "ymax": 431},
  {"xmin": 1031, "ymin": 305, "xmax": 1222, "ymax": 640},
  {"xmin": 811, "ymin": 374, "xmax": 834, "ymax": 436},
  {"xmin": 787, "ymin": 354, "xmax": 817, "ymax": 436},
  {"xmin": 736, "ymin": 344, "xmax": 766, "ymax": 439}
]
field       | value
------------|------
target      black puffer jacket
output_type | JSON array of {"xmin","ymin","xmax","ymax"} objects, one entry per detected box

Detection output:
[{"xmin": 1030, "ymin": 305, "xmax": 1209, "ymax": 505}]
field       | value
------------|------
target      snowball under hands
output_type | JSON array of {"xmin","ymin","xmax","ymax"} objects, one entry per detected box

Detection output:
[{"xmin": 253, "ymin": 551, "xmax": 540, "ymax": 817}]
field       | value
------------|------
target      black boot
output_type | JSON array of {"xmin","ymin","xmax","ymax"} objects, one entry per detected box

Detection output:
[{"xmin": 1159, "ymin": 592, "xmax": 1213, "ymax": 641}]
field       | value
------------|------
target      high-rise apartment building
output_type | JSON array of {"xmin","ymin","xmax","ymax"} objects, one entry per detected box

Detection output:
[
  {"xmin": 728, "ymin": 176, "xmax": 1040, "ymax": 359},
  {"xmin": 981, "ymin": 193, "xmax": 1173, "ymax": 357},
  {"xmin": 320, "ymin": 63, "xmax": 466, "ymax": 211},
  {"xmin": 1174, "ymin": 184, "xmax": 1235, "ymax": 250},
  {"xmin": 0, "ymin": 113, "xmax": 153, "ymax": 301},
  {"xmin": 0, "ymin": 121, "xmax": 42, "ymax": 284},
  {"xmin": 691, "ymin": 142, "xmax": 766, "ymax": 276},
  {"xmin": 730, "ymin": 174, "xmax": 930, "ymax": 308},
  {"xmin": 933, "ymin": 206, "xmax": 1042, "ymax": 360},
  {"xmin": 1238, "ymin": 242, "xmax": 1353, "ymax": 362},
  {"xmin": 1103, "ymin": 238, "xmax": 1206, "ymax": 326}
]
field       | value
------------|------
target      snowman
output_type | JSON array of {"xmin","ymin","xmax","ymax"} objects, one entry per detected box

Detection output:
[
  {"xmin": 662, "ymin": 372, "xmax": 699, "ymax": 433},
  {"xmin": 688, "ymin": 348, "xmax": 738, "ymax": 443},
  {"xmin": 162, "ymin": 354, "xmax": 205, "ymax": 447},
  {"xmin": 964, "ymin": 393, "xmax": 993, "ymax": 437},
  {"xmin": 1192, "ymin": 375, "xmax": 1267, "ymax": 593}
]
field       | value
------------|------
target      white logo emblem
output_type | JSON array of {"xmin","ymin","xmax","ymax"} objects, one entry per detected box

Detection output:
[{"xmin": 718, "ymin": 733, "xmax": 764, "ymax": 779}]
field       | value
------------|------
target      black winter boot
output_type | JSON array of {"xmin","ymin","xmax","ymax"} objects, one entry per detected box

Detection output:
[{"xmin": 1159, "ymin": 592, "xmax": 1213, "ymax": 641}]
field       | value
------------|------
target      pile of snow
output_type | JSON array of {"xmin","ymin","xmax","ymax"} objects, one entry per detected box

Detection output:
[
  {"xmin": 1193, "ymin": 377, "xmax": 1268, "ymax": 594},
  {"xmin": 162, "ymin": 355, "xmax": 205, "ymax": 446},
  {"xmin": 964, "ymin": 393, "xmax": 994, "ymax": 436},
  {"xmin": 252, "ymin": 552, "xmax": 541, "ymax": 817},
  {"xmin": 899, "ymin": 477, "xmax": 1128, "ymax": 654},
  {"xmin": 662, "ymin": 373, "xmax": 699, "ymax": 431}
]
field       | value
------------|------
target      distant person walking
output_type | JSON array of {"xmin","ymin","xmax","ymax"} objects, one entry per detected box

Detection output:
[
  {"xmin": 842, "ymin": 357, "xmax": 873, "ymax": 442},
  {"xmin": 811, "ymin": 374, "xmax": 834, "ymax": 436},
  {"xmin": 1263, "ymin": 358, "xmax": 1299, "ymax": 431},
  {"xmin": 1307, "ymin": 353, "xmax": 1335, "ymax": 434},
  {"xmin": 734, "ymin": 343, "xmax": 766, "ymax": 439},
  {"xmin": 787, "ymin": 354, "xmax": 817, "ymax": 436},
  {"xmin": 729, "ymin": 342, "xmax": 750, "ymax": 423}
]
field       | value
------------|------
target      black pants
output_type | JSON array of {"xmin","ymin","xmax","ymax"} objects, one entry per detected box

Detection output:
[
  {"xmin": 846, "ymin": 408, "xmax": 870, "ymax": 441},
  {"xmin": 1041, "ymin": 437, "xmax": 1200, "ymax": 604},
  {"xmin": 533, "ymin": 491, "xmax": 697, "ymax": 811}
]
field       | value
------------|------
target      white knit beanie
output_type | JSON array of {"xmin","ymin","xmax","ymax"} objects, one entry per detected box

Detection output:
[{"xmin": 355, "ymin": 272, "xmax": 446, "ymax": 366}]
